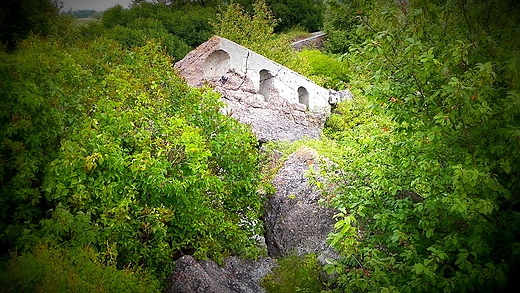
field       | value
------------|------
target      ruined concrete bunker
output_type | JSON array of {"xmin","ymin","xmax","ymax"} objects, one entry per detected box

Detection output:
[{"xmin": 175, "ymin": 36, "xmax": 346, "ymax": 113}]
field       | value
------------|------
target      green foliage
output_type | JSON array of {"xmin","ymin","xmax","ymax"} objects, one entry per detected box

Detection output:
[
  {"xmin": 0, "ymin": 243, "xmax": 160, "ymax": 293},
  {"xmin": 86, "ymin": 2, "xmax": 215, "ymax": 59},
  {"xmin": 1, "ymin": 37, "xmax": 264, "ymax": 286},
  {"xmin": 269, "ymin": 0, "xmax": 324, "ymax": 33},
  {"xmin": 262, "ymin": 254, "xmax": 325, "ymax": 293},
  {"xmin": 0, "ymin": 37, "xmax": 97, "ymax": 235},
  {"xmin": 237, "ymin": 0, "xmax": 324, "ymax": 32},
  {"xmin": 212, "ymin": 0, "xmax": 311, "ymax": 76},
  {"xmin": 132, "ymin": 0, "xmax": 219, "ymax": 6},
  {"xmin": 213, "ymin": 1, "xmax": 278, "ymax": 48},
  {"xmin": 0, "ymin": 0, "xmax": 70, "ymax": 51},
  {"xmin": 154, "ymin": 4, "xmax": 215, "ymax": 47},
  {"xmin": 298, "ymin": 50, "xmax": 350, "ymax": 90},
  {"xmin": 103, "ymin": 18, "xmax": 192, "ymax": 59},
  {"xmin": 101, "ymin": 5, "xmax": 130, "ymax": 29},
  {"xmin": 319, "ymin": 0, "xmax": 520, "ymax": 292},
  {"xmin": 284, "ymin": 27, "xmax": 313, "ymax": 42},
  {"xmin": 67, "ymin": 10, "xmax": 99, "ymax": 19},
  {"xmin": 323, "ymin": 0, "xmax": 364, "ymax": 54}
]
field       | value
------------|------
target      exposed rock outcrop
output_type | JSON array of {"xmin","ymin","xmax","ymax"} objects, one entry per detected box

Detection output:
[
  {"xmin": 167, "ymin": 146, "xmax": 340, "ymax": 292},
  {"xmin": 265, "ymin": 145, "xmax": 339, "ymax": 263},
  {"xmin": 167, "ymin": 255, "xmax": 277, "ymax": 293}
]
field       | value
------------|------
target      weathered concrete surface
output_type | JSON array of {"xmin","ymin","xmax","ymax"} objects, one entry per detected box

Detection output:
[
  {"xmin": 174, "ymin": 35, "xmax": 333, "ymax": 113},
  {"xmin": 216, "ymin": 71, "xmax": 327, "ymax": 142},
  {"xmin": 174, "ymin": 35, "xmax": 356, "ymax": 142},
  {"xmin": 176, "ymin": 46, "xmax": 328, "ymax": 142},
  {"xmin": 265, "ymin": 145, "xmax": 339, "ymax": 263},
  {"xmin": 291, "ymin": 31, "xmax": 326, "ymax": 51},
  {"xmin": 329, "ymin": 88, "xmax": 354, "ymax": 105},
  {"xmin": 167, "ymin": 255, "xmax": 277, "ymax": 293}
]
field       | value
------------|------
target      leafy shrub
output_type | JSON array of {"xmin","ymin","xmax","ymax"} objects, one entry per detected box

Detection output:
[
  {"xmin": 90, "ymin": 2, "xmax": 215, "ymax": 59},
  {"xmin": 322, "ymin": 0, "xmax": 363, "ymax": 54},
  {"xmin": 298, "ymin": 50, "xmax": 350, "ymax": 90},
  {"xmin": 1, "ymin": 37, "xmax": 264, "ymax": 286},
  {"xmin": 320, "ymin": 0, "xmax": 520, "ymax": 292},
  {"xmin": 237, "ymin": 0, "xmax": 324, "ymax": 32},
  {"xmin": 0, "ymin": 243, "xmax": 160, "ymax": 293},
  {"xmin": 262, "ymin": 254, "xmax": 325, "ymax": 293},
  {"xmin": 155, "ymin": 4, "xmax": 215, "ymax": 47},
  {"xmin": 103, "ymin": 18, "xmax": 191, "ymax": 60},
  {"xmin": 101, "ymin": 5, "xmax": 130, "ymax": 29},
  {"xmin": 212, "ymin": 0, "xmax": 311, "ymax": 76},
  {"xmin": 0, "ymin": 0, "xmax": 63, "ymax": 51}
]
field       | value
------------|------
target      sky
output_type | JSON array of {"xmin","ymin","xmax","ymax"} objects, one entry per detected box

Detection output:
[{"xmin": 61, "ymin": 0, "xmax": 132, "ymax": 12}]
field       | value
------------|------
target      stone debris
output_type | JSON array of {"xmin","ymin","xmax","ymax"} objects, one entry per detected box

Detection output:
[
  {"xmin": 216, "ymin": 71, "xmax": 327, "ymax": 142},
  {"xmin": 265, "ymin": 145, "xmax": 339, "ymax": 264},
  {"xmin": 167, "ymin": 255, "xmax": 277, "ymax": 293}
]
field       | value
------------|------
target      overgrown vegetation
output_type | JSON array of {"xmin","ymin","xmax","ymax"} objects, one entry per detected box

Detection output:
[
  {"xmin": 212, "ymin": 0, "xmax": 312, "ymax": 76},
  {"xmin": 0, "ymin": 243, "xmax": 160, "ymax": 293},
  {"xmin": 65, "ymin": 9, "xmax": 101, "ymax": 19},
  {"xmin": 262, "ymin": 254, "xmax": 325, "ymax": 293},
  {"xmin": 0, "ymin": 0, "xmax": 74, "ymax": 52},
  {"xmin": 235, "ymin": 0, "xmax": 324, "ymax": 32},
  {"xmin": 1, "ymin": 15, "xmax": 263, "ymax": 289},
  {"xmin": 2, "ymin": 0, "xmax": 519, "ymax": 292},
  {"xmin": 77, "ymin": 2, "xmax": 215, "ymax": 60},
  {"xmin": 318, "ymin": 0, "xmax": 520, "ymax": 292}
]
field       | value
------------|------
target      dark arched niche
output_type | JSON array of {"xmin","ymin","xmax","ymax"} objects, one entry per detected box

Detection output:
[
  {"xmin": 203, "ymin": 49, "xmax": 230, "ymax": 79},
  {"xmin": 259, "ymin": 69, "xmax": 274, "ymax": 102},
  {"xmin": 298, "ymin": 86, "xmax": 309, "ymax": 109}
]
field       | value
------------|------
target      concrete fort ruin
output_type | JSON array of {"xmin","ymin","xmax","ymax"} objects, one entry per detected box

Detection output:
[{"xmin": 174, "ymin": 36, "xmax": 351, "ymax": 142}]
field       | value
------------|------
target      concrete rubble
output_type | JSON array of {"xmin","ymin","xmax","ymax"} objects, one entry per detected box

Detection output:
[{"xmin": 174, "ymin": 35, "xmax": 352, "ymax": 142}]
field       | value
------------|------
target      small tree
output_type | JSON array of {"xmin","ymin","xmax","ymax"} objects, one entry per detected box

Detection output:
[
  {"xmin": 212, "ymin": 0, "xmax": 310, "ymax": 76},
  {"xmin": 212, "ymin": 0, "xmax": 277, "ymax": 48}
]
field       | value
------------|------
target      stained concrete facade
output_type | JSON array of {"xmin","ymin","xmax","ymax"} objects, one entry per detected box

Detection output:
[{"xmin": 178, "ymin": 36, "xmax": 341, "ymax": 113}]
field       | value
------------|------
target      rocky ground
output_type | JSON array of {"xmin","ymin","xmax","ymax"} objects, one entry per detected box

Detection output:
[{"xmin": 169, "ymin": 42, "xmax": 342, "ymax": 292}]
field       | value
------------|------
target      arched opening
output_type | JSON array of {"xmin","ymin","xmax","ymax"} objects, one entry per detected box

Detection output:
[
  {"xmin": 298, "ymin": 86, "xmax": 309, "ymax": 109},
  {"xmin": 203, "ymin": 49, "xmax": 230, "ymax": 79},
  {"xmin": 259, "ymin": 69, "xmax": 274, "ymax": 102}
]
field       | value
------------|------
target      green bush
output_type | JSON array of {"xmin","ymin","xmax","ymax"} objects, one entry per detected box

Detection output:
[
  {"xmin": 262, "ymin": 254, "xmax": 325, "ymax": 293},
  {"xmin": 1, "ymin": 37, "xmax": 264, "ymax": 287},
  {"xmin": 0, "ymin": 0, "xmax": 62, "ymax": 51},
  {"xmin": 101, "ymin": 5, "xmax": 130, "ymax": 29},
  {"xmin": 212, "ymin": 0, "xmax": 311, "ymax": 76},
  {"xmin": 96, "ymin": 2, "xmax": 214, "ymax": 58},
  {"xmin": 0, "ymin": 243, "xmax": 160, "ymax": 293},
  {"xmin": 298, "ymin": 50, "xmax": 350, "ymax": 90},
  {"xmin": 237, "ymin": 0, "xmax": 324, "ymax": 32},
  {"xmin": 156, "ymin": 4, "xmax": 215, "ymax": 47},
  {"xmin": 322, "ymin": 0, "xmax": 363, "ymax": 54},
  {"xmin": 103, "ymin": 18, "xmax": 191, "ymax": 60}
]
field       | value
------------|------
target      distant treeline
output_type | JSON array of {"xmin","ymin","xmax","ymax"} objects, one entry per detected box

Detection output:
[{"xmin": 65, "ymin": 9, "xmax": 101, "ymax": 19}]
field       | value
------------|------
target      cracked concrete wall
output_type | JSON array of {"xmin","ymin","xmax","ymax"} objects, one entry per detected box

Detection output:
[
  {"xmin": 176, "ymin": 36, "xmax": 332, "ymax": 113},
  {"xmin": 217, "ymin": 37, "xmax": 331, "ymax": 112}
]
